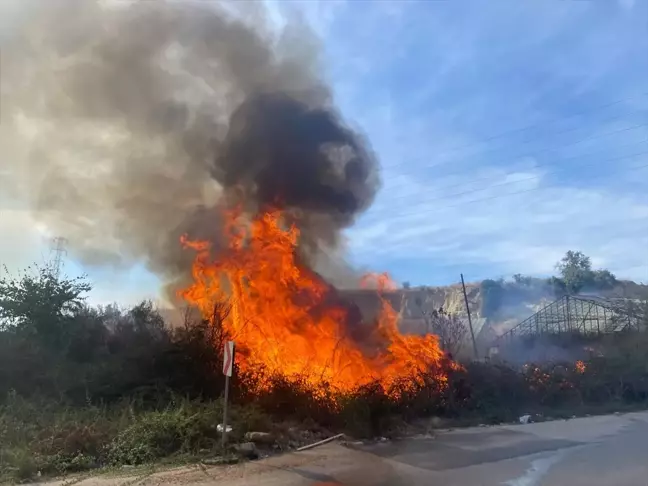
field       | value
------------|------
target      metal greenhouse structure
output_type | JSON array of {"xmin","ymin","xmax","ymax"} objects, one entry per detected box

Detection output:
[{"xmin": 496, "ymin": 295, "xmax": 646, "ymax": 345}]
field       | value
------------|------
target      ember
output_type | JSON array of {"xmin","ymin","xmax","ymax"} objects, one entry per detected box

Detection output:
[
  {"xmin": 180, "ymin": 209, "xmax": 446, "ymax": 394},
  {"xmin": 575, "ymin": 360, "xmax": 586, "ymax": 374}
]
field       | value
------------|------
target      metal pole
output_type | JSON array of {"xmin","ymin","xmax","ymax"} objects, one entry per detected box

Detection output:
[
  {"xmin": 221, "ymin": 374, "xmax": 230, "ymax": 448},
  {"xmin": 460, "ymin": 274, "xmax": 479, "ymax": 359}
]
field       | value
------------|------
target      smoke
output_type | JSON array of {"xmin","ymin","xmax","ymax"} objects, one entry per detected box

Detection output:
[
  {"xmin": 0, "ymin": 0, "xmax": 379, "ymax": 303},
  {"xmin": 216, "ymin": 93, "xmax": 377, "ymax": 251}
]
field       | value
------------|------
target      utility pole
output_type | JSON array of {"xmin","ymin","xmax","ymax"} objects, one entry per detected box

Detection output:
[
  {"xmin": 50, "ymin": 237, "xmax": 68, "ymax": 279},
  {"xmin": 460, "ymin": 273, "xmax": 479, "ymax": 359}
]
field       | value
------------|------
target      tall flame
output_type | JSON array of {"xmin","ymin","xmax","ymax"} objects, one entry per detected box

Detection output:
[{"xmin": 180, "ymin": 209, "xmax": 446, "ymax": 394}]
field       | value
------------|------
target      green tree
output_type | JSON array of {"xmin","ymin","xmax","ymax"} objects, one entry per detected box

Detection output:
[
  {"xmin": 512, "ymin": 273, "xmax": 533, "ymax": 286},
  {"xmin": 590, "ymin": 269, "xmax": 617, "ymax": 290},
  {"xmin": 555, "ymin": 251, "xmax": 592, "ymax": 294},
  {"xmin": 0, "ymin": 264, "xmax": 91, "ymax": 349},
  {"xmin": 554, "ymin": 251, "xmax": 617, "ymax": 294}
]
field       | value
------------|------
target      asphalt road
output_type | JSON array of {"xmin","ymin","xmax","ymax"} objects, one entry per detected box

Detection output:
[{"xmin": 45, "ymin": 411, "xmax": 648, "ymax": 486}]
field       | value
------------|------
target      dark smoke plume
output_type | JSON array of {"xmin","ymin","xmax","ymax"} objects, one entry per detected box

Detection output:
[{"xmin": 0, "ymin": 0, "xmax": 379, "ymax": 303}]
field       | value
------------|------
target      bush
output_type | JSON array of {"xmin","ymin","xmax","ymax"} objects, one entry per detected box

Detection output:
[
  {"xmin": 0, "ymin": 394, "xmax": 272, "ymax": 481},
  {"xmin": 106, "ymin": 403, "xmax": 222, "ymax": 465},
  {"xmin": 241, "ymin": 373, "xmax": 337, "ymax": 426},
  {"xmin": 1, "ymin": 264, "xmax": 648, "ymax": 481},
  {"xmin": 338, "ymin": 383, "xmax": 396, "ymax": 437},
  {"xmin": 0, "ymin": 395, "xmax": 113, "ymax": 481}
]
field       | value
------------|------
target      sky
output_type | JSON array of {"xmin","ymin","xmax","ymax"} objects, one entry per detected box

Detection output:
[{"xmin": 1, "ymin": 0, "xmax": 647, "ymax": 305}]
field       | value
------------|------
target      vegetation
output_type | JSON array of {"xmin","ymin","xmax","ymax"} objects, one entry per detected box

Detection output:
[
  {"xmin": 480, "ymin": 250, "xmax": 622, "ymax": 318},
  {"xmin": 554, "ymin": 250, "xmax": 617, "ymax": 295},
  {"xmin": 1, "ymin": 263, "xmax": 647, "ymax": 482},
  {"xmin": 480, "ymin": 278, "xmax": 506, "ymax": 318},
  {"xmin": 414, "ymin": 298, "xmax": 467, "ymax": 357}
]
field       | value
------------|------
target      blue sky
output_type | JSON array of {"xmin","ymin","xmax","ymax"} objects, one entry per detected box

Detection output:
[
  {"xmin": 290, "ymin": 0, "xmax": 648, "ymax": 287},
  {"xmin": 1, "ymin": 0, "xmax": 647, "ymax": 305}
]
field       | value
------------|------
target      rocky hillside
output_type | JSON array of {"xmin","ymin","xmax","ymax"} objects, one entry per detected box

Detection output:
[
  {"xmin": 160, "ymin": 276, "xmax": 647, "ymax": 355},
  {"xmin": 383, "ymin": 278, "xmax": 648, "ymax": 346}
]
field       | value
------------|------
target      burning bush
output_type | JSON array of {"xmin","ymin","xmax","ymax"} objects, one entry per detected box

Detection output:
[
  {"xmin": 3, "ymin": 265, "xmax": 648, "ymax": 482},
  {"xmin": 2, "ymin": 1, "xmax": 648, "ymax": 481},
  {"xmin": 180, "ymin": 209, "xmax": 449, "ymax": 396}
]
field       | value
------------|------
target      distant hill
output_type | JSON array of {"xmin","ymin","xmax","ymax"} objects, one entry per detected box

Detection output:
[
  {"xmin": 341, "ymin": 277, "xmax": 648, "ymax": 354},
  {"xmin": 390, "ymin": 278, "xmax": 647, "ymax": 342}
]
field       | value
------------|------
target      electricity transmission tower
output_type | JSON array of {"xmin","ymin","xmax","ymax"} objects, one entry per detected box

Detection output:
[{"xmin": 50, "ymin": 237, "xmax": 68, "ymax": 278}]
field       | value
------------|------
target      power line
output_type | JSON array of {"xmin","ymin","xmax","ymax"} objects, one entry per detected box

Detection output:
[
  {"xmin": 413, "ymin": 160, "xmax": 647, "ymax": 215},
  {"xmin": 383, "ymin": 119, "xmax": 648, "ymax": 186},
  {"xmin": 382, "ymin": 140, "xmax": 648, "ymax": 205},
  {"xmin": 436, "ymin": 92, "xmax": 647, "ymax": 153},
  {"xmin": 370, "ymin": 155, "xmax": 648, "ymax": 218},
  {"xmin": 436, "ymin": 150, "xmax": 647, "ymax": 204},
  {"xmin": 364, "ymin": 217, "xmax": 648, "ymax": 252},
  {"xmin": 367, "ymin": 161, "xmax": 648, "ymax": 220},
  {"xmin": 382, "ymin": 92, "xmax": 648, "ymax": 171}
]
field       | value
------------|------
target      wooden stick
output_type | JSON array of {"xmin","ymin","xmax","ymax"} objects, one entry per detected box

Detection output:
[{"xmin": 296, "ymin": 433, "xmax": 345, "ymax": 451}]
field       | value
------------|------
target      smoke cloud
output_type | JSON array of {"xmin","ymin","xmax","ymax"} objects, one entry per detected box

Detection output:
[{"xmin": 0, "ymin": 0, "xmax": 379, "ymax": 303}]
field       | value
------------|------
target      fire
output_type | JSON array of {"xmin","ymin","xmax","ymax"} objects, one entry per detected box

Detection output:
[
  {"xmin": 179, "ymin": 208, "xmax": 447, "ymax": 394},
  {"xmin": 575, "ymin": 360, "xmax": 586, "ymax": 374}
]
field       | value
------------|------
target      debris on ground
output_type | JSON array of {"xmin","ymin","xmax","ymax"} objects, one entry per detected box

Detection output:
[
  {"xmin": 233, "ymin": 442, "xmax": 259, "ymax": 460},
  {"xmin": 209, "ymin": 424, "xmax": 344, "ymax": 465},
  {"xmin": 201, "ymin": 455, "xmax": 239, "ymax": 466},
  {"xmin": 244, "ymin": 431, "xmax": 275, "ymax": 444},
  {"xmin": 270, "ymin": 423, "xmax": 335, "ymax": 451},
  {"xmin": 216, "ymin": 424, "xmax": 233, "ymax": 433},
  {"xmin": 295, "ymin": 433, "xmax": 345, "ymax": 451}
]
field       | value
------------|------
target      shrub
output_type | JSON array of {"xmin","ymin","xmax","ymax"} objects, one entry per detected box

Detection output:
[{"xmin": 2, "ymin": 264, "xmax": 648, "ymax": 481}]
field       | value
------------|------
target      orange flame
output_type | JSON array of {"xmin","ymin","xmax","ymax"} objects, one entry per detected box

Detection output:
[{"xmin": 179, "ymin": 208, "xmax": 446, "ymax": 394}]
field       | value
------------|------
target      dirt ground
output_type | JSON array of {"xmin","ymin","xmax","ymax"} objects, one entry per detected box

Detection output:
[
  {"xmin": 40, "ymin": 442, "xmax": 393, "ymax": 486},
  {"xmin": 37, "ymin": 411, "xmax": 648, "ymax": 486}
]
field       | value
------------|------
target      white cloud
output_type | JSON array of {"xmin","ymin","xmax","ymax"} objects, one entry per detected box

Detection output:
[
  {"xmin": 2, "ymin": 0, "xmax": 646, "ymax": 301},
  {"xmin": 289, "ymin": 0, "xmax": 648, "ymax": 284},
  {"xmin": 348, "ymin": 176, "xmax": 648, "ymax": 280}
]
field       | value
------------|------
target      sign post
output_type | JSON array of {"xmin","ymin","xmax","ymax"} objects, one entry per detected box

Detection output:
[{"xmin": 221, "ymin": 340, "xmax": 235, "ymax": 448}]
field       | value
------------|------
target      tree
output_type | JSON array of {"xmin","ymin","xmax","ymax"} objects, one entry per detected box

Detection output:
[
  {"xmin": 414, "ymin": 294, "xmax": 467, "ymax": 356},
  {"xmin": 590, "ymin": 269, "xmax": 617, "ymax": 290},
  {"xmin": 512, "ymin": 274, "xmax": 533, "ymax": 286},
  {"xmin": 480, "ymin": 278, "xmax": 504, "ymax": 318},
  {"xmin": 555, "ymin": 250, "xmax": 592, "ymax": 294},
  {"xmin": 554, "ymin": 251, "xmax": 617, "ymax": 294},
  {"xmin": 402, "ymin": 281, "xmax": 411, "ymax": 289},
  {"xmin": 549, "ymin": 276, "xmax": 567, "ymax": 296},
  {"xmin": 0, "ymin": 264, "xmax": 92, "ymax": 349}
]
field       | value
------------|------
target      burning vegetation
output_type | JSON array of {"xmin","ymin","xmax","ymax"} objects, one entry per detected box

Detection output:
[
  {"xmin": 1, "ymin": 0, "xmax": 449, "ymax": 394},
  {"xmin": 2, "ymin": 2, "xmax": 648, "ymax": 481},
  {"xmin": 180, "ymin": 208, "xmax": 446, "ymax": 394},
  {"xmin": 177, "ymin": 87, "xmax": 448, "ymax": 393}
]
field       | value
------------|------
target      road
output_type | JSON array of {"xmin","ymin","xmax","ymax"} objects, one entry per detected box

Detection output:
[{"xmin": 46, "ymin": 411, "xmax": 648, "ymax": 486}]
